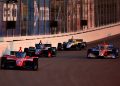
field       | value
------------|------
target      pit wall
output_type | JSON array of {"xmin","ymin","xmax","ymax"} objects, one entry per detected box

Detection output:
[{"xmin": 0, "ymin": 23, "xmax": 120, "ymax": 57}]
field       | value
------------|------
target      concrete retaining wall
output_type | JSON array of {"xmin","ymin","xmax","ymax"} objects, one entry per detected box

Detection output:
[{"xmin": 0, "ymin": 23, "xmax": 120, "ymax": 56}]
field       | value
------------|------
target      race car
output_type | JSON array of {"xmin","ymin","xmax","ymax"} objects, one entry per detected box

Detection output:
[
  {"xmin": 87, "ymin": 43, "xmax": 119, "ymax": 59},
  {"xmin": 1, "ymin": 51, "xmax": 38, "ymax": 70},
  {"xmin": 24, "ymin": 44, "xmax": 57, "ymax": 57},
  {"xmin": 57, "ymin": 39, "xmax": 87, "ymax": 50}
]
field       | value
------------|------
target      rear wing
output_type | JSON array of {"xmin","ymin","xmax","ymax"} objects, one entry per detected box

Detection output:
[
  {"xmin": 10, "ymin": 51, "xmax": 17, "ymax": 55},
  {"xmin": 75, "ymin": 39, "xmax": 83, "ymax": 42},
  {"xmin": 44, "ymin": 44, "xmax": 52, "ymax": 47}
]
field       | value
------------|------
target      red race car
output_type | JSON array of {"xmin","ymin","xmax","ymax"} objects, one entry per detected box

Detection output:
[{"xmin": 1, "ymin": 51, "xmax": 38, "ymax": 71}]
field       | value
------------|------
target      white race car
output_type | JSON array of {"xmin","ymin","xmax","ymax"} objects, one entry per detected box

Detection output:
[{"xmin": 57, "ymin": 39, "xmax": 87, "ymax": 50}]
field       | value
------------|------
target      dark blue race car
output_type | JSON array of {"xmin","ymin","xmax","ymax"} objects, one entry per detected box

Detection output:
[
  {"xmin": 87, "ymin": 43, "xmax": 119, "ymax": 59},
  {"xmin": 24, "ymin": 44, "xmax": 57, "ymax": 58}
]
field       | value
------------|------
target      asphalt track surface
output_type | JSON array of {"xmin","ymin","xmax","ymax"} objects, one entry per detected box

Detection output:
[{"xmin": 0, "ymin": 34, "xmax": 120, "ymax": 86}]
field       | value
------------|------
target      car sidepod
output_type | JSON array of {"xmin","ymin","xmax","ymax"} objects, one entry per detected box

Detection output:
[
  {"xmin": 23, "ymin": 58, "xmax": 38, "ymax": 70},
  {"xmin": 42, "ymin": 47, "xmax": 57, "ymax": 57},
  {"xmin": 102, "ymin": 49, "xmax": 118, "ymax": 59},
  {"xmin": 47, "ymin": 48, "xmax": 53, "ymax": 57}
]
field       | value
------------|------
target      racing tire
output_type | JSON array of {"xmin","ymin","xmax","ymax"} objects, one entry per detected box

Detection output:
[
  {"xmin": 24, "ymin": 48, "xmax": 29, "ymax": 53},
  {"xmin": 57, "ymin": 43, "xmax": 63, "ymax": 51},
  {"xmin": 87, "ymin": 49, "xmax": 97, "ymax": 59},
  {"xmin": 51, "ymin": 47, "xmax": 57, "ymax": 57},
  {"xmin": 87, "ymin": 52, "xmax": 91, "ymax": 58},
  {"xmin": 76, "ymin": 43, "xmax": 82, "ymax": 50},
  {"xmin": 87, "ymin": 53, "xmax": 96, "ymax": 59},
  {"xmin": 83, "ymin": 42, "xmax": 87, "ymax": 48},
  {"xmin": 111, "ymin": 55, "xmax": 116, "ymax": 59},
  {"xmin": 115, "ymin": 48, "xmax": 119, "ymax": 57},
  {"xmin": 112, "ymin": 49, "xmax": 119, "ymax": 58},
  {"xmin": 32, "ymin": 58, "xmax": 38, "ymax": 71},
  {"xmin": 63, "ymin": 42, "xmax": 67, "ymax": 50},
  {"xmin": 1, "ymin": 57, "xmax": 7, "ymax": 69}
]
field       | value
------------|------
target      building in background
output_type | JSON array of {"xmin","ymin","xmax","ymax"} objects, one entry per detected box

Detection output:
[
  {"xmin": 0, "ymin": 0, "xmax": 120, "ymax": 37},
  {"xmin": 94, "ymin": 0, "xmax": 120, "ymax": 27}
]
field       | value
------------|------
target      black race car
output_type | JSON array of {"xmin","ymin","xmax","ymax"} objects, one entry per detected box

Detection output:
[
  {"xmin": 57, "ymin": 39, "xmax": 87, "ymax": 50},
  {"xmin": 24, "ymin": 44, "xmax": 57, "ymax": 57},
  {"xmin": 87, "ymin": 43, "xmax": 119, "ymax": 59}
]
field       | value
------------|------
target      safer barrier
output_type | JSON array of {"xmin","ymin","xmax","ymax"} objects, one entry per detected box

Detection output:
[{"xmin": 0, "ymin": 23, "xmax": 120, "ymax": 57}]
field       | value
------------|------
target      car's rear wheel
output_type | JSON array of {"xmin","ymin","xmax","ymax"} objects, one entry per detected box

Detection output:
[
  {"xmin": 1, "ymin": 57, "xmax": 7, "ymax": 69},
  {"xmin": 83, "ymin": 42, "xmax": 87, "ymax": 48},
  {"xmin": 57, "ymin": 43, "xmax": 63, "ymax": 50},
  {"xmin": 111, "ymin": 49, "xmax": 118, "ymax": 58},
  {"xmin": 76, "ymin": 43, "xmax": 82, "ymax": 50},
  {"xmin": 24, "ymin": 48, "xmax": 29, "ymax": 52},
  {"xmin": 51, "ymin": 47, "xmax": 57, "ymax": 57}
]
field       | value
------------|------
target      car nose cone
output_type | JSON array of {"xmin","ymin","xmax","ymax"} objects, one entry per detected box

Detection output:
[{"xmin": 16, "ymin": 59, "xmax": 24, "ymax": 67}]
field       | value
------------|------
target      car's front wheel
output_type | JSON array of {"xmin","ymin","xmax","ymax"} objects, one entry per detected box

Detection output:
[
  {"xmin": 87, "ymin": 53, "xmax": 96, "ymax": 59},
  {"xmin": 32, "ymin": 59, "xmax": 38, "ymax": 71},
  {"xmin": 33, "ymin": 64, "xmax": 38, "ymax": 71}
]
